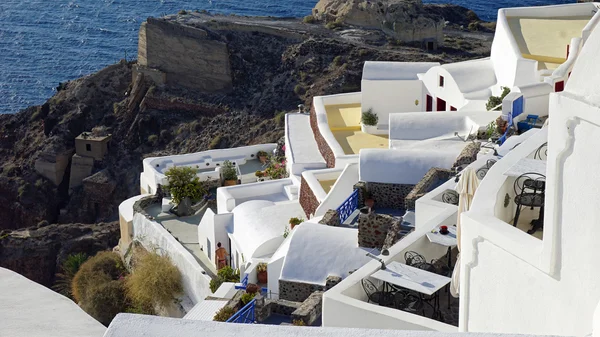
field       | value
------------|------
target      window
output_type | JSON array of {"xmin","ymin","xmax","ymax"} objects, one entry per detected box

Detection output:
[
  {"xmin": 426, "ymin": 95, "xmax": 433, "ymax": 111},
  {"xmin": 436, "ymin": 98, "xmax": 447, "ymax": 111},
  {"xmin": 86, "ymin": 144, "xmax": 91, "ymax": 151},
  {"xmin": 450, "ymin": 106, "xmax": 457, "ymax": 111},
  {"xmin": 555, "ymin": 81, "xmax": 565, "ymax": 92},
  {"xmin": 439, "ymin": 75, "xmax": 444, "ymax": 87}
]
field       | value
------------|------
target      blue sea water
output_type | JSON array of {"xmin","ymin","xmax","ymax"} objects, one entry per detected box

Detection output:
[{"xmin": 0, "ymin": 0, "xmax": 573, "ymax": 114}]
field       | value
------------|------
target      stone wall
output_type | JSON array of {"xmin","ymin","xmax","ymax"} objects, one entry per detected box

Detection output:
[
  {"xmin": 279, "ymin": 279, "xmax": 325, "ymax": 302},
  {"xmin": 138, "ymin": 18, "xmax": 232, "ymax": 93},
  {"xmin": 318, "ymin": 209, "xmax": 340, "ymax": 226},
  {"xmin": 291, "ymin": 291, "xmax": 323, "ymax": 326},
  {"xmin": 366, "ymin": 182, "xmax": 415, "ymax": 210},
  {"xmin": 299, "ymin": 176, "xmax": 320, "ymax": 218},
  {"xmin": 404, "ymin": 167, "xmax": 453, "ymax": 210},
  {"xmin": 310, "ymin": 105, "xmax": 336, "ymax": 168},
  {"xmin": 452, "ymin": 142, "xmax": 481, "ymax": 170},
  {"xmin": 358, "ymin": 210, "xmax": 400, "ymax": 249},
  {"xmin": 382, "ymin": 218, "xmax": 402, "ymax": 250}
]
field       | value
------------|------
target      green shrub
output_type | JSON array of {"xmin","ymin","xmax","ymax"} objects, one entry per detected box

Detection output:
[
  {"xmin": 332, "ymin": 56, "xmax": 343, "ymax": 66},
  {"xmin": 221, "ymin": 160, "xmax": 238, "ymax": 181},
  {"xmin": 325, "ymin": 19, "xmax": 343, "ymax": 30},
  {"xmin": 210, "ymin": 266, "xmax": 240, "ymax": 293},
  {"xmin": 292, "ymin": 319, "xmax": 307, "ymax": 326},
  {"xmin": 125, "ymin": 252, "xmax": 183, "ymax": 309},
  {"xmin": 164, "ymin": 166, "xmax": 207, "ymax": 204},
  {"xmin": 303, "ymin": 15, "xmax": 316, "ymax": 24},
  {"xmin": 361, "ymin": 109, "xmax": 378, "ymax": 126},
  {"xmin": 468, "ymin": 22, "xmax": 481, "ymax": 31},
  {"xmin": 486, "ymin": 87, "xmax": 511, "ymax": 111},
  {"xmin": 53, "ymin": 253, "xmax": 88, "ymax": 298},
  {"xmin": 209, "ymin": 135, "xmax": 222, "ymax": 149},
  {"xmin": 294, "ymin": 84, "xmax": 306, "ymax": 95},
  {"xmin": 71, "ymin": 251, "xmax": 126, "ymax": 303},
  {"xmin": 240, "ymin": 293, "xmax": 255, "ymax": 305},
  {"xmin": 289, "ymin": 217, "xmax": 304, "ymax": 226},
  {"xmin": 274, "ymin": 111, "xmax": 286, "ymax": 126},
  {"xmin": 213, "ymin": 306, "xmax": 236, "ymax": 322},
  {"xmin": 147, "ymin": 134, "xmax": 158, "ymax": 145},
  {"xmin": 81, "ymin": 280, "xmax": 128, "ymax": 326}
]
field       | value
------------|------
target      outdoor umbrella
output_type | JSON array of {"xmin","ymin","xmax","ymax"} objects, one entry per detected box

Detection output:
[{"xmin": 450, "ymin": 167, "xmax": 479, "ymax": 297}]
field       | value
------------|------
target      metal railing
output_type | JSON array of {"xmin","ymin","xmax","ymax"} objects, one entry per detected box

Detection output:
[
  {"xmin": 226, "ymin": 299, "xmax": 256, "ymax": 324},
  {"xmin": 336, "ymin": 189, "xmax": 359, "ymax": 224}
]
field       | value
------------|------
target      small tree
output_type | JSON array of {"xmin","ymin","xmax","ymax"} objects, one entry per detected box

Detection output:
[
  {"xmin": 164, "ymin": 166, "xmax": 207, "ymax": 204},
  {"xmin": 209, "ymin": 266, "xmax": 240, "ymax": 293},
  {"xmin": 221, "ymin": 160, "xmax": 238, "ymax": 182},
  {"xmin": 486, "ymin": 87, "xmax": 511, "ymax": 111}
]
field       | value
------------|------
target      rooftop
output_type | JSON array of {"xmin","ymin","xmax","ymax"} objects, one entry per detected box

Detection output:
[{"xmin": 1, "ymin": 267, "xmax": 106, "ymax": 337}]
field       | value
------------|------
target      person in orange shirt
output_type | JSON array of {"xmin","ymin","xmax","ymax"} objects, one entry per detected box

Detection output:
[{"xmin": 215, "ymin": 242, "xmax": 229, "ymax": 270}]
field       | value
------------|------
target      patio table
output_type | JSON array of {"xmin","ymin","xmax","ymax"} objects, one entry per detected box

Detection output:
[
  {"xmin": 504, "ymin": 157, "xmax": 547, "ymax": 177},
  {"xmin": 371, "ymin": 261, "xmax": 451, "ymax": 317},
  {"xmin": 426, "ymin": 225, "xmax": 457, "ymax": 269}
]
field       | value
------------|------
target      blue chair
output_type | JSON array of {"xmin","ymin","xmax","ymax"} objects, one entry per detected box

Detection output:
[{"xmin": 517, "ymin": 114, "xmax": 539, "ymax": 132}]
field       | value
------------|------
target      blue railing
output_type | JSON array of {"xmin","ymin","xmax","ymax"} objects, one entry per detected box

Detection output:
[
  {"xmin": 234, "ymin": 274, "xmax": 267, "ymax": 293},
  {"xmin": 336, "ymin": 189, "xmax": 359, "ymax": 224},
  {"xmin": 226, "ymin": 299, "xmax": 256, "ymax": 324}
]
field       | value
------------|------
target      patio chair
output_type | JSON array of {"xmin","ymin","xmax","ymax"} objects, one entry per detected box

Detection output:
[
  {"xmin": 534, "ymin": 142, "xmax": 548, "ymax": 160},
  {"xmin": 513, "ymin": 172, "xmax": 546, "ymax": 233},
  {"xmin": 413, "ymin": 262, "xmax": 438, "ymax": 273},
  {"xmin": 362, "ymin": 279, "xmax": 393, "ymax": 307},
  {"xmin": 431, "ymin": 258, "xmax": 451, "ymax": 277},
  {"xmin": 394, "ymin": 290, "xmax": 424, "ymax": 314},
  {"xmin": 441, "ymin": 190, "xmax": 459, "ymax": 206},
  {"xmin": 476, "ymin": 159, "xmax": 497, "ymax": 180},
  {"xmin": 404, "ymin": 251, "xmax": 426, "ymax": 266}
]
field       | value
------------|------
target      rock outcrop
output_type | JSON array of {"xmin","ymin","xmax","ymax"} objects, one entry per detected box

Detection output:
[
  {"xmin": 0, "ymin": 222, "xmax": 119, "ymax": 287},
  {"xmin": 313, "ymin": 0, "xmax": 444, "ymax": 45}
]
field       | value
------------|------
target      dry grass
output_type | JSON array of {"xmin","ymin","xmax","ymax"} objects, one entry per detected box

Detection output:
[
  {"xmin": 125, "ymin": 252, "xmax": 183, "ymax": 308},
  {"xmin": 72, "ymin": 251, "xmax": 125, "ymax": 302},
  {"xmin": 213, "ymin": 306, "xmax": 236, "ymax": 322},
  {"xmin": 81, "ymin": 280, "xmax": 128, "ymax": 326}
]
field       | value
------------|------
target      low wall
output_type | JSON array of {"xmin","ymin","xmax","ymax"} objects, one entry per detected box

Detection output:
[
  {"xmin": 279, "ymin": 280, "xmax": 325, "ymax": 303},
  {"xmin": 358, "ymin": 211, "xmax": 401, "ymax": 249},
  {"xmin": 310, "ymin": 104, "xmax": 336, "ymax": 168},
  {"xmin": 405, "ymin": 168, "xmax": 453, "ymax": 211},
  {"xmin": 367, "ymin": 182, "xmax": 415, "ymax": 210},
  {"xmin": 216, "ymin": 178, "xmax": 293, "ymax": 213},
  {"xmin": 314, "ymin": 164, "xmax": 359, "ymax": 218},
  {"xmin": 132, "ymin": 213, "xmax": 212, "ymax": 305},
  {"xmin": 299, "ymin": 176, "xmax": 320, "ymax": 218}
]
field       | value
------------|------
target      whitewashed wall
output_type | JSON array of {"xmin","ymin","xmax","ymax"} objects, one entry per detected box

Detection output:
[
  {"xmin": 313, "ymin": 164, "xmax": 359, "ymax": 217},
  {"xmin": 361, "ymin": 80, "xmax": 425, "ymax": 125},
  {"xmin": 216, "ymin": 178, "xmax": 294, "ymax": 213},
  {"xmin": 422, "ymin": 67, "xmax": 466, "ymax": 111},
  {"xmin": 197, "ymin": 209, "xmax": 233, "ymax": 268}
]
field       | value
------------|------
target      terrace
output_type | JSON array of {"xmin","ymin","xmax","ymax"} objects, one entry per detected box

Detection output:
[{"xmin": 325, "ymin": 103, "xmax": 389, "ymax": 155}]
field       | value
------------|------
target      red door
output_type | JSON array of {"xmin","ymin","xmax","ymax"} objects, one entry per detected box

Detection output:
[
  {"xmin": 426, "ymin": 95, "xmax": 433, "ymax": 111},
  {"xmin": 436, "ymin": 98, "xmax": 446, "ymax": 111}
]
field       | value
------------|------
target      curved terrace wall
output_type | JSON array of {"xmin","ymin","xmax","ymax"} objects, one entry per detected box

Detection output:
[{"xmin": 141, "ymin": 144, "xmax": 277, "ymax": 193}]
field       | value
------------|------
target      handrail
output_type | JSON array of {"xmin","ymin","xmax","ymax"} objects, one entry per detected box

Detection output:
[
  {"xmin": 226, "ymin": 299, "xmax": 256, "ymax": 324},
  {"xmin": 336, "ymin": 189, "xmax": 359, "ymax": 224}
]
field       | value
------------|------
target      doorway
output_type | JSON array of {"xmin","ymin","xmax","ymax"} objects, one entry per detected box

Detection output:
[{"xmin": 436, "ymin": 98, "xmax": 446, "ymax": 111}]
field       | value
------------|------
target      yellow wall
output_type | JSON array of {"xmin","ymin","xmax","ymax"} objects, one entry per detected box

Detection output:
[
  {"xmin": 325, "ymin": 103, "xmax": 362, "ymax": 129},
  {"xmin": 508, "ymin": 16, "xmax": 590, "ymax": 66}
]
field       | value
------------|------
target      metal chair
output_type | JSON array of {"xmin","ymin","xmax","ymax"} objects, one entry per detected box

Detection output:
[
  {"xmin": 534, "ymin": 142, "xmax": 548, "ymax": 160},
  {"xmin": 394, "ymin": 290, "xmax": 424, "ymax": 314},
  {"xmin": 476, "ymin": 159, "xmax": 497, "ymax": 180},
  {"xmin": 404, "ymin": 251, "xmax": 426, "ymax": 266},
  {"xmin": 362, "ymin": 279, "xmax": 393, "ymax": 307},
  {"xmin": 513, "ymin": 172, "xmax": 546, "ymax": 234},
  {"xmin": 441, "ymin": 189, "xmax": 459, "ymax": 206}
]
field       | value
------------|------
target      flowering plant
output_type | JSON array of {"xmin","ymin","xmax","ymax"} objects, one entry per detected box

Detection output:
[{"xmin": 265, "ymin": 157, "xmax": 287, "ymax": 180}]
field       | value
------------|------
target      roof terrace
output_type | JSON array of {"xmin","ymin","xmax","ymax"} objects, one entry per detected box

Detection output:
[{"xmin": 325, "ymin": 103, "xmax": 388, "ymax": 155}]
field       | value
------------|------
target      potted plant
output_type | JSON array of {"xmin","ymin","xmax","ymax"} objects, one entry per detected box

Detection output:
[
  {"xmin": 221, "ymin": 160, "xmax": 238, "ymax": 186},
  {"xmin": 289, "ymin": 217, "xmax": 304, "ymax": 229},
  {"xmin": 257, "ymin": 150, "xmax": 269, "ymax": 164},
  {"xmin": 360, "ymin": 109, "xmax": 379, "ymax": 134},
  {"xmin": 256, "ymin": 263, "xmax": 268, "ymax": 284}
]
